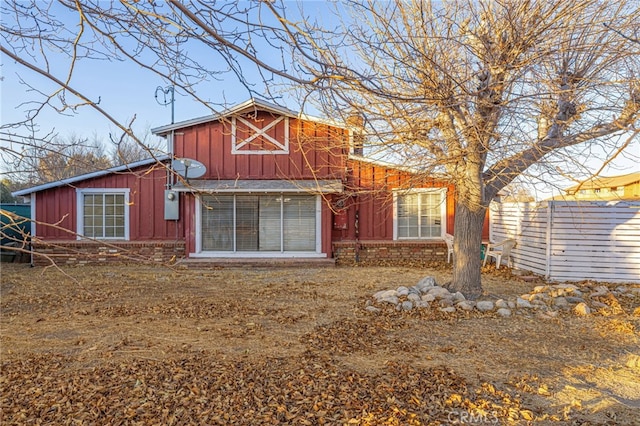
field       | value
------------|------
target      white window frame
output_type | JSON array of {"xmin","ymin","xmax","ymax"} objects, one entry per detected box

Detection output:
[
  {"xmin": 76, "ymin": 188, "xmax": 130, "ymax": 240},
  {"xmin": 231, "ymin": 115, "xmax": 290, "ymax": 154},
  {"xmin": 392, "ymin": 188, "xmax": 447, "ymax": 240},
  {"xmin": 193, "ymin": 193, "xmax": 322, "ymax": 258}
]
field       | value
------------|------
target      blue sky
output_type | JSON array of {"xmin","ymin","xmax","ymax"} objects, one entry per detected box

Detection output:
[
  {"xmin": 1, "ymin": 1, "xmax": 638, "ymax": 199},
  {"xmin": 1, "ymin": 1, "xmax": 319, "ymax": 153}
]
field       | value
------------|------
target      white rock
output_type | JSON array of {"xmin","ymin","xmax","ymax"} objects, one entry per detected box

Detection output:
[
  {"xmin": 408, "ymin": 286, "xmax": 421, "ymax": 295},
  {"xmin": 476, "ymin": 301, "xmax": 495, "ymax": 312},
  {"xmin": 574, "ymin": 302, "xmax": 591, "ymax": 316},
  {"xmin": 495, "ymin": 299, "xmax": 509, "ymax": 309},
  {"xmin": 396, "ymin": 286, "xmax": 410, "ymax": 297},
  {"xmin": 415, "ymin": 300, "xmax": 430, "ymax": 309},
  {"xmin": 422, "ymin": 294, "xmax": 436, "ymax": 302},
  {"xmin": 456, "ymin": 301, "xmax": 475, "ymax": 311},
  {"xmin": 401, "ymin": 301, "xmax": 413, "ymax": 311},
  {"xmin": 416, "ymin": 276, "xmax": 436, "ymax": 291},
  {"xmin": 615, "ymin": 286, "xmax": 628, "ymax": 294},
  {"xmin": 365, "ymin": 305, "xmax": 381, "ymax": 314},
  {"xmin": 373, "ymin": 289, "xmax": 397, "ymax": 301},
  {"xmin": 379, "ymin": 295, "xmax": 399, "ymax": 305},
  {"xmin": 497, "ymin": 308, "xmax": 512, "ymax": 317},
  {"xmin": 439, "ymin": 306, "xmax": 456, "ymax": 314},
  {"xmin": 428, "ymin": 286, "xmax": 451, "ymax": 299},
  {"xmin": 516, "ymin": 297, "xmax": 533, "ymax": 309},
  {"xmin": 452, "ymin": 292, "xmax": 466, "ymax": 302},
  {"xmin": 507, "ymin": 300, "xmax": 516, "ymax": 309},
  {"xmin": 407, "ymin": 293, "xmax": 421, "ymax": 302}
]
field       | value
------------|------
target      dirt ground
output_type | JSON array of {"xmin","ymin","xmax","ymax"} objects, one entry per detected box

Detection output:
[{"xmin": 1, "ymin": 263, "xmax": 639, "ymax": 425}]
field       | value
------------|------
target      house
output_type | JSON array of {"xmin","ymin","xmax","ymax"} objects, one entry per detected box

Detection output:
[
  {"xmin": 13, "ymin": 99, "xmax": 487, "ymax": 266},
  {"xmin": 559, "ymin": 172, "xmax": 640, "ymax": 201}
]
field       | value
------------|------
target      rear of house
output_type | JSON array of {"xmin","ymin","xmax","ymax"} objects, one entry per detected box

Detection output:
[{"xmin": 14, "ymin": 99, "xmax": 472, "ymax": 266}]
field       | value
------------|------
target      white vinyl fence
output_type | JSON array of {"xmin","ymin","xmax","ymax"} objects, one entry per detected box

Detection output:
[{"xmin": 490, "ymin": 200, "xmax": 640, "ymax": 283}]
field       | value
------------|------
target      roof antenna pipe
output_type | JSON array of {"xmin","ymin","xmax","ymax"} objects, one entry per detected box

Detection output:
[{"xmin": 155, "ymin": 85, "xmax": 175, "ymax": 124}]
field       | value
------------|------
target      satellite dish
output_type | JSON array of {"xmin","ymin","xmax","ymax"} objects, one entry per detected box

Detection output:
[{"xmin": 173, "ymin": 158, "xmax": 207, "ymax": 179}]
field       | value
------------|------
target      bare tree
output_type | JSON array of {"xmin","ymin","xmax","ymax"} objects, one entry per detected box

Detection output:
[
  {"xmin": 3, "ymin": 133, "xmax": 111, "ymax": 185},
  {"xmin": 0, "ymin": 0, "xmax": 309, "ymax": 171},
  {"xmin": 2, "ymin": 1, "xmax": 638, "ymax": 296},
  {"xmin": 110, "ymin": 131, "xmax": 166, "ymax": 166},
  {"xmin": 273, "ymin": 0, "xmax": 640, "ymax": 296}
]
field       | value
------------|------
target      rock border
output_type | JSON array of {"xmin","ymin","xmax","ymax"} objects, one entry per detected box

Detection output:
[{"xmin": 366, "ymin": 276, "xmax": 640, "ymax": 318}]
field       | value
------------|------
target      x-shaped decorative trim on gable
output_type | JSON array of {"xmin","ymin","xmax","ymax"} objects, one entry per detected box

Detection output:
[{"xmin": 231, "ymin": 115, "xmax": 289, "ymax": 154}]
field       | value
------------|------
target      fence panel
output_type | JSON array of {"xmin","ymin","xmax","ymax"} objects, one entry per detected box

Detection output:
[{"xmin": 490, "ymin": 200, "xmax": 640, "ymax": 283}]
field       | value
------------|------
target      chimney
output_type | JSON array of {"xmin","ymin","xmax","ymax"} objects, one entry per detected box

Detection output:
[{"xmin": 346, "ymin": 114, "xmax": 365, "ymax": 156}]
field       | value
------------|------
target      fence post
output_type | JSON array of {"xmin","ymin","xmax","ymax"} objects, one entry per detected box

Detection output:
[{"xmin": 544, "ymin": 201, "xmax": 554, "ymax": 280}]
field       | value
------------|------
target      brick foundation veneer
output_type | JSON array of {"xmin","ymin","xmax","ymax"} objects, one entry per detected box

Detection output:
[
  {"xmin": 31, "ymin": 240, "xmax": 185, "ymax": 266},
  {"xmin": 332, "ymin": 240, "xmax": 448, "ymax": 266}
]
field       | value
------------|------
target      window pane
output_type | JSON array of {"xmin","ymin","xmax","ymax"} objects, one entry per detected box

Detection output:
[
  {"xmin": 398, "ymin": 192, "xmax": 442, "ymax": 239},
  {"xmin": 236, "ymin": 196, "xmax": 259, "ymax": 251},
  {"xmin": 259, "ymin": 195, "xmax": 282, "ymax": 251},
  {"xmin": 284, "ymin": 196, "xmax": 316, "ymax": 251},
  {"xmin": 82, "ymin": 192, "xmax": 126, "ymax": 239},
  {"xmin": 397, "ymin": 194, "xmax": 419, "ymax": 238},
  {"xmin": 201, "ymin": 196, "xmax": 234, "ymax": 251}
]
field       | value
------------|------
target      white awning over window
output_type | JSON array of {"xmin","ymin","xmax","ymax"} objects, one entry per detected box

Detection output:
[{"xmin": 173, "ymin": 179, "xmax": 343, "ymax": 194}]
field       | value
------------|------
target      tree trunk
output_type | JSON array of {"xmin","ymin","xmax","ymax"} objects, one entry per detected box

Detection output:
[{"xmin": 448, "ymin": 200, "xmax": 487, "ymax": 299}]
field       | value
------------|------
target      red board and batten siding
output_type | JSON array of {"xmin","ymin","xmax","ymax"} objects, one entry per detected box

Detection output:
[
  {"xmin": 172, "ymin": 112, "xmax": 349, "ymax": 257},
  {"xmin": 173, "ymin": 112, "xmax": 349, "ymax": 180},
  {"xmin": 34, "ymin": 164, "xmax": 184, "ymax": 240},
  {"xmin": 332, "ymin": 159, "xmax": 456, "ymax": 242}
]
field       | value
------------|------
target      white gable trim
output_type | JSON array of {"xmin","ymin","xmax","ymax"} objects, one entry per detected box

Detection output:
[{"xmin": 231, "ymin": 115, "xmax": 290, "ymax": 155}]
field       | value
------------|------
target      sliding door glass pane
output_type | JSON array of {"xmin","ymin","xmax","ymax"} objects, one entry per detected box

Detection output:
[
  {"xmin": 202, "ymin": 196, "xmax": 233, "ymax": 251},
  {"xmin": 283, "ymin": 196, "xmax": 316, "ymax": 251},
  {"xmin": 259, "ymin": 195, "xmax": 281, "ymax": 251},
  {"xmin": 236, "ymin": 196, "xmax": 259, "ymax": 251}
]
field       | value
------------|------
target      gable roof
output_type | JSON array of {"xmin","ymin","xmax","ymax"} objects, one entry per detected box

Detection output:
[
  {"xmin": 565, "ymin": 172, "xmax": 640, "ymax": 193},
  {"xmin": 151, "ymin": 98, "xmax": 346, "ymax": 136},
  {"xmin": 11, "ymin": 156, "xmax": 170, "ymax": 197}
]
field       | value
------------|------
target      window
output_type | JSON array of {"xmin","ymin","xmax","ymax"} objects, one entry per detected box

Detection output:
[
  {"xmin": 77, "ymin": 189, "xmax": 129, "ymax": 240},
  {"xmin": 394, "ymin": 189, "xmax": 446, "ymax": 239},
  {"xmin": 199, "ymin": 194, "xmax": 317, "ymax": 253}
]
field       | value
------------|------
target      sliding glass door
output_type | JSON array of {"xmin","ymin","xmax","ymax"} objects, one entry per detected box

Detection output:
[{"xmin": 201, "ymin": 194, "xmax": 317, "ymax": 253}]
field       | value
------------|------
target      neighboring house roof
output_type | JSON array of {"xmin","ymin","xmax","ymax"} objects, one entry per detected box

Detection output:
[
  {"xmin": 565, "ymin": 172, "xmax": 640, "ymax": 193},
  {"xmin": 11, "ymin": 156, "xmax": 170, "ymax": 197},
  {"xmin": 151, "ymin": 98, "xmax": 347, "ymax": 136}
]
